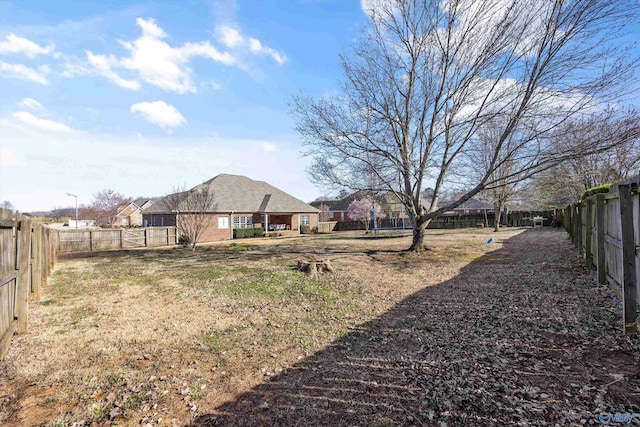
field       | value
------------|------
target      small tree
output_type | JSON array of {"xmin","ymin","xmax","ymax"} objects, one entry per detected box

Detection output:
[
  {"xmin": 347, "ymin": 198, "xmax": 386, "ymax": 230},
  {"xmin": 1, "ymin": 201, "xmax": 14, "ymax": 211},
  {"xmin": 163, "ymin": 185, "xmax": 216, "ymax": 250},
  {"xmin": 91, "ymin": 189, "xmax": 131, "ymax": 226},
  {"xmin": 318, "ymin": 203, "xmax": 330, "ymax": 222}
]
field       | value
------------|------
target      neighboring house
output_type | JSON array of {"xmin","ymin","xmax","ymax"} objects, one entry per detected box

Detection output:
[
  {"xmin": 445, "ymin": 198, "xmax": 494, "ymax": 215},
  {"xmin": 142, "ymin": 174, "xmax": 320, "ymax": 242},
  {"xmin": 115, "ymin": 197, "xmax": 161, "ymax": 227},
  {"xmin": 311, "ymin": 191, "xmax": 427, "ymax": 221},
  {"xmin": 310, "ymin": 191, "xmax": 367, "ymax": 221}
]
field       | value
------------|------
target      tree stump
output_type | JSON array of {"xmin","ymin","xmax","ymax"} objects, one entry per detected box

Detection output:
[{"xmin": 297, "ymin": 259, "xmax": 334, "ymax": 275}]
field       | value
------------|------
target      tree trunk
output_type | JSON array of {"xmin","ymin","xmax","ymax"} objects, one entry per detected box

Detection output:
[
  {"xmin": 494, "ymin": 209, "xmax": 502, "ymax": 232},
  {"xmin": 494, "ymin": 202, "xmax": 502, "ymax": 232},
  {"xmin": 409, "ymin": 215, "xmax": 431, "ymax": 251}
]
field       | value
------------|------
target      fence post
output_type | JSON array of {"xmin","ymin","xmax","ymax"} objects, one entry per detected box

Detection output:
[
  {"xmin": 568, "ymin": 204, "xmax": 575, "ymax": 241},
  {"xmin": 120, "ymin": 229, "xmax": 124, "ymax": 249},
  {"xmin": 30, "ymin": 226, "xmax": 39, "ymax": 299},
  {"xmin": 585, "ymin": 199, "xmax": 593, "ymax": 268},
  {"xmin": 618, "ymin": 184, "xmax": 638, "ymax": 334},
  {"xmin": 144, "ymin": 228, "xmax": 148, "ymax": 247},
  {"xmin": 16, "ymin": 216, "xmax": 32, "ymax": 333},
  {"xmin": 595, "ymin": 194, "xmax": 606, "ymax": 285},
  {"xmin": 574, "ymin": 204, "xmax": 581, "ymax": 250}
]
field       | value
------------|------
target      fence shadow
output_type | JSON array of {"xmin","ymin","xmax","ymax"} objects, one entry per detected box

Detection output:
[{"xmin": 187, "ymin": 228, "xmax": 639, "ymax": 426}]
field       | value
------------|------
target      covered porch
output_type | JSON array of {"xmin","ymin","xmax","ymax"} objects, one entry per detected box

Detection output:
[{"xmin": 251, "ymin": 213, "xmax": 300, "ymax": 234}]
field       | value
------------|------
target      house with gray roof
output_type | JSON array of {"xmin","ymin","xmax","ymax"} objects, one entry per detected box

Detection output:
[
  {"xmin": 114, "ymin": 197, "xmax": 162, "ymax": 227},
  {"xmin": 143, "ymin": 174, "xmax": 319, "ymax": 242}
]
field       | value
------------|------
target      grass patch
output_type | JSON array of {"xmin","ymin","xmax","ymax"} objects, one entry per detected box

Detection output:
[{"xmin": 229, "ymin": 242, "xmax": 255, "ymax": 251}]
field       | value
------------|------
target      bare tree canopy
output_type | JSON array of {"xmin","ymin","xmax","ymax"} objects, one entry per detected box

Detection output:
[
  {"xmin": 91, "ymin": 189, "xmax": 131, "ymax": 226},
  {"xmin": 293, "ymin": 0, "xmax": 640, "ymax": 250},
  {"xmin": 163, "ymin": 185, "xmax": 216, "ymax": 250},
  {"xmin": 532, "ymin": 110, "xmax": 640, "ymax": 208}
]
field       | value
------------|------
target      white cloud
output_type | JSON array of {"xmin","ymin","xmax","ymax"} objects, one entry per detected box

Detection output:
[
  {"xmin": 86, "ymin": 51, "xmax": 140, "ymax": 90},
  {"xmin": 84, "ymin": 18, "xmax": 235, "ymax": 93},
  {"xmin": 18, "ymin": 98, "xmax": 44, "ymax": 110},
  {"xmin": 0, "ymin": 61, "xmax": 48, "ymax": 84},
  {"xmin": 0, "ymin": 33, "xmax": 54, "ymax": 57},
  {"xmin": 260, "ymin": 142, "xmax": 277, "ymax": 153},
  {"xmin": 360, "ymin": 0, "xmax": 397, "ymax": 21},
  {"xmin": 12, "ymin": 111, "xmax": 72, "ymax": 132},
  {"xmin": 0, "ymin": 147, "xmax": 26, "ymax": 167},
  {"xmin": 218, "ymin": 26, "xmax": 243, "ymax": 48},
  {"xmin": 130, "ymin": 101, "xmax": 186, "ymax": 128},
  {"xmin": 216, "ymin": 25, "xmax": 288, "ymax": 65},
  {"xmin": 248, "ymin": 38, "xmax": 287, "ymax": 65}
]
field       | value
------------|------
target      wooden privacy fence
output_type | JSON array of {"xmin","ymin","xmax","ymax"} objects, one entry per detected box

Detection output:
[
  {"xmin": 1, "ymin": 208, "xmax": 58, "ymax": 360},
  {"xmin": 57, "ymin": 226, "xmax": 177, "ymax": 253},
  {"xmin": 328, "ymin": 211, "xmax": 553, "ymax": 232},
  {"xmin": 557, "ymin": 179, "xmax": 639, "ymax": 333}
]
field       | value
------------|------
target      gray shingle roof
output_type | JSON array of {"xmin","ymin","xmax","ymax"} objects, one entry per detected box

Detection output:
[{"xmin": 147, "ymin": 174, "xmax": 319, "ymax": 214}]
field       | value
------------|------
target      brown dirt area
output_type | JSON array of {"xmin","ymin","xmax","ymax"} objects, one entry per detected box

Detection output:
[{"xmin": 0, "ymin": 228, "xmax": 638, "ymax": 426}]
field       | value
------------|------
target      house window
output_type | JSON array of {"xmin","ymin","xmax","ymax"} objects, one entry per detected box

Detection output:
[
  {"xmin": 329, "ymin": 212, "xmax": 334, "ymax": 219},
  {"xmin": 233, "ymin": 215, "xmax": 253, "ymax": 229},
  {"xmin": 301, "ymin": 215, "xmax": 310, "ymax": 226},
  {"xmin": 218, "ymin": 216, "xmax": 229, "ymax": 229}
]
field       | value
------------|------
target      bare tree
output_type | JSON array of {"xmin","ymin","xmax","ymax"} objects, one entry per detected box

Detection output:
[
  {"xmin": 1, "ymin": 201, "xmax": 14, "ymax": 211},
  {"xmin": 532, "ymin": 110, "xmax": 640, "ymax": 207},
  {"xmin": 293, "ymin": 0, "xmax": 639, "ymax": 250},
  {"xmin": 91, "ymin": 189, "xmax": 131, "ymax": 226},
  {"xmin": 163, "ymin": 185, "xmax": 216, "ymax": 250},
  {"xmin": 317, "ymin": 203, "xmax": 331, "ymax": 222},
  {"xmin": 470, "ymin": 121, "xmax": 518, "ymax": 231}
]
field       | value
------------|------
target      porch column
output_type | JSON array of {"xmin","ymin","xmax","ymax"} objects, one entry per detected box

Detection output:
[{"xmin": 264, "ymin": 213, "xmax": 269, "ymax": 232}]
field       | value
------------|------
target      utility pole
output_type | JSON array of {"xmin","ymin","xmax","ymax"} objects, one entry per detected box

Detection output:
[{"xmin": 66, "ymin": 192, "xmax": 78, "ymax": 228}]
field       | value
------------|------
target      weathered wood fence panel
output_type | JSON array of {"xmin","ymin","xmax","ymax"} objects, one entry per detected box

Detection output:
[
  {"xmin": 57, "ymin": 227, "xmax": 177, "ymax": 253},
  {"xmin": 559, "ymin": 178, "xmax": 639, "ymax": 333},
  {"xmin": 0, "ymin": 208, "xmax": 57, "ymax": 360}
]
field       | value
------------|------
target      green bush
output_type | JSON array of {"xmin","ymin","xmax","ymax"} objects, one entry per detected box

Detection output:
[
  {"xmin": 581, "ymin": 183, "xmax": 611, "ymax": 200},
  {"xmin": 233, "ymin": 227, "xmax": 264, "ymax": 239},
  {"xmin": 300, "ymin": 224, "xmax": 311, "ymax": 234},
  {"xmin": 178, "ymin": 234, "xmax": 192, "ymax": 246}
]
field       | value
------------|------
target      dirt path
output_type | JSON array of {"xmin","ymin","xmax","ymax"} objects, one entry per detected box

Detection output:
[{"xmin": 199, "ymin": 229, "xmax": 640, "ymax": 426}]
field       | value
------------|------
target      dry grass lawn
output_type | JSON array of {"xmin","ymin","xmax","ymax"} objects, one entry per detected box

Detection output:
[{"xmin": 0, "ymin": 228, "xmax": 511, "ymax": 426}]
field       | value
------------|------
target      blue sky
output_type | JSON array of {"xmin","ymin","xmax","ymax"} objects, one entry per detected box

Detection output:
[
  {"xmin": 0, "ymin": 0, "xmax": 368, "ymax": 212},
  {"xmin": 1, "ymin": 1, "xmax": 639, "ymax": 213}
]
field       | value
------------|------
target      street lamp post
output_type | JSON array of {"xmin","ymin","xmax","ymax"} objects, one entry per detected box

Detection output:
[{"xmin": 66, "ymin": 193, "xmax": 78, "ymax": 229}]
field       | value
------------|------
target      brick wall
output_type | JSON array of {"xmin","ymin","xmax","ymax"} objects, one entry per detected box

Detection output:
[{"xmin": 180, "ymin": 213, "xmax": 233, "ymax": 242}]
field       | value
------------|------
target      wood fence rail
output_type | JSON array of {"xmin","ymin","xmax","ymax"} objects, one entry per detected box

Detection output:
[
  {"xmin": 0, "ymin": 208, "xmax": 58, "ymax": 360},
  {"xmin": 57, "ymin": 227, "xmax": 177, "ymax": 253},
  {"xmin": 556, "ymin": 178, "xmax": 639, "ymax": 334}
]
